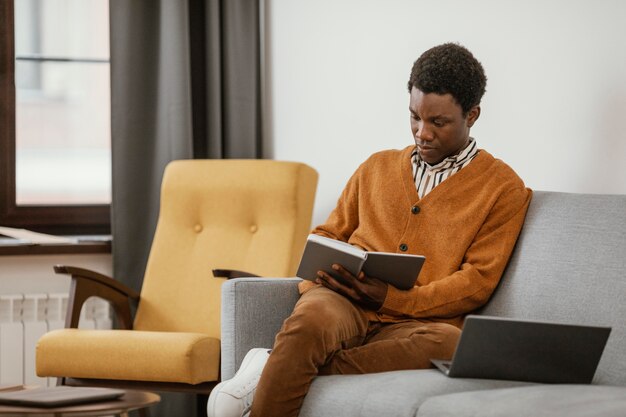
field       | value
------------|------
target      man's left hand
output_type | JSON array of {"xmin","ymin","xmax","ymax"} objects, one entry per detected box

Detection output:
[{"xmin": 316, "ymin": 264, "xmax": 388, "ymax": 310}]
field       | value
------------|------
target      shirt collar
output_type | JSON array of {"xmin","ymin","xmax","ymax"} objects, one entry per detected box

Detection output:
[{"xmin": 411, "ymin": 137, "xmax": 477, "ymax": 171}]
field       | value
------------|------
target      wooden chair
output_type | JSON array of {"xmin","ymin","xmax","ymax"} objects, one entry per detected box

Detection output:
[{"xmin": 35, "ymin": 159, "xmax": 318, "ymax": 396}]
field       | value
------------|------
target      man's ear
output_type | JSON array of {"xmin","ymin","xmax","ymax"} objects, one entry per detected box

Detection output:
[{"xmin": 466, "ymin": 106, "xmax": 481, "ymax": 127}]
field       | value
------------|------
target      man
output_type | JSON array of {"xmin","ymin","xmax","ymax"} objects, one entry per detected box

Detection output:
[{"xmin": 208, "ymin": 43, "xmax": 532, "ymax": 417}]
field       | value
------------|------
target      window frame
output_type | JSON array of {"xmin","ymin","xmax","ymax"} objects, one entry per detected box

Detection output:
[{"xmin": 0, "ymin": 0, "xmax": 110, "ymax": 235}]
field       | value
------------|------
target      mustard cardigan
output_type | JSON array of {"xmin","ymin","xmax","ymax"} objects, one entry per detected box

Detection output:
[{"xmin": 301, "ymin": 145, "xmax": 532, "ymax": 328}]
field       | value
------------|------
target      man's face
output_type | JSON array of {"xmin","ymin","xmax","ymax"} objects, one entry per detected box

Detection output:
[{"xmin": 409, "ymin": 87, "xmax": 480, "ymax": 165}]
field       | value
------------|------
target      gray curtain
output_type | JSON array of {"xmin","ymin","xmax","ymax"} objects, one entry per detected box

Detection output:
[{"xmin": 109, "ymin": 0, "xmax": 261, "ymax": 415}]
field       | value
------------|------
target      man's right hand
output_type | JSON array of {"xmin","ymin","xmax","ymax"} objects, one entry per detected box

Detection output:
[{"xmin": 316, "ymin": 264, "xmax": 388, "ymax": 311}]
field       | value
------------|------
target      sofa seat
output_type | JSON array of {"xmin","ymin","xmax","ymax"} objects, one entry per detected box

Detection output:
[
  {"xmin": 417, "ymin": 385, "xmax": 626, "ymax": 417},
  {"xmin": 36, "ymin": 329, "xmax": 220, "ymax": 384},
  {"xmin": 299, "ymin": 369, "xmax": 534, "ymax": 417}
]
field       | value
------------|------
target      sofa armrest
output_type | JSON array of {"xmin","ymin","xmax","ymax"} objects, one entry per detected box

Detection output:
[{"xmin": 220, "ymin": 277, "xmax": 301, "ymax": 380}]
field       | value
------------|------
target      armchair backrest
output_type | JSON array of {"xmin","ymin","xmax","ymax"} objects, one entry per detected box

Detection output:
[{"xmin": 132, "ymin": 160, "xmax": 318, "ymax": 338}]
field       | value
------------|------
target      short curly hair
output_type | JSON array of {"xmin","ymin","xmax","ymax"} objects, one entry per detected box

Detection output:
[{"xmin": 407, "ymin": 43, "xmax": 487, "ymax": 115}]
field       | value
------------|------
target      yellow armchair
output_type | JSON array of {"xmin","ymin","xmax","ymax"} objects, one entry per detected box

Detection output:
[{"xmin": 36, "ymin": 159, "xmax": 318, "ymax": 394}]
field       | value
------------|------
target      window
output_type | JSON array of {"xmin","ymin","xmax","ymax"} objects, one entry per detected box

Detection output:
[{"xmin": 0, "ymin": 0, "xmax": 111, "ymax": 234}]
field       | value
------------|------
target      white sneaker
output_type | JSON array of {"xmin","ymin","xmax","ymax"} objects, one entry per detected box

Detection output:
[{"xmin": 207, "ymin": 348, "xmax": 271, "ymax": 417}]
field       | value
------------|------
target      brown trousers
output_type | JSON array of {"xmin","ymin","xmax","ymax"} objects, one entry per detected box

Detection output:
[{"xmin": 250, "ymin": 286, "xmax": 461, "ymax": 417}]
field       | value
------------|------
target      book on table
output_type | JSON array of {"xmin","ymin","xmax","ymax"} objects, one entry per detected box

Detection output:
[
  {"xmin": 0, "ymin": 386, "xmax": 125, "ymax": 407},
  {"xmin": 296, "ymin": 234, "xmax": 426, "ymax": 290}
]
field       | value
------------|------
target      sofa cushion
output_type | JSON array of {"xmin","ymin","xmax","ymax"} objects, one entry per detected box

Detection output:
[
  {"xmin": 480, "ymin": 191, "xmax": 626, "ymax": 386},
  {"xmin": 299, "ymin": 369, "xmax": 534, "ymax": 417},
  {"xmin": 416, "ymin": 385, "xmax": 626, "ymax": 417}
]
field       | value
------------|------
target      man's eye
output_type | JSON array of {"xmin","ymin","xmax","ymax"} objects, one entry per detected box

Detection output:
[
  {"xmin": 411, "ymin": 115, "xmax": 420, "ymax": 121},
  {"xmin": 433, "ymin": 120, "xmax": 445, "ymax": 127}
]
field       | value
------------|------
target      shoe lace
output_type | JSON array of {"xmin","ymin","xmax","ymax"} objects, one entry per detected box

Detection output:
[
  {"xmin": 234, "ymin": 374, "xmax": 261, "ymax": 398},
  {"xmin": 240, "ymin": 384, "xmax": 257, "ymax": 415}
]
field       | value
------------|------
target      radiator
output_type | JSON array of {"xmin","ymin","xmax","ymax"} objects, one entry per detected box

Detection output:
[{"xmin": 0, "ymin": 294, "xmax": 111, "ymax": 387}]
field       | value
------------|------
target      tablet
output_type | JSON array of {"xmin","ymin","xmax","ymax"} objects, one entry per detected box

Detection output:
[{"xmin": 0, "ymin": 386, "xmax": 125, "ymax": 407}]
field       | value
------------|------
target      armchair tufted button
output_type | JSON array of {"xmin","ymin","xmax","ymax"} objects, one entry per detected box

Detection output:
[
  {"xmin": 411, "ymin": 205, "xmax": 420, "ymax": 214},
  {"xmin": 249, "ymin": 225, "xmax": 258, "ymax": 233},
  {"xmin": 194, "ymin": 224, "xmax": 203, "ymax": 233},
  {"xmin": 399, "ymin": 243, "xmax": 408, "ymax": 252}
]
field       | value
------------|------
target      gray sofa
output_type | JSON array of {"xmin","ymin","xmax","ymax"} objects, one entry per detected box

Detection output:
[{"xmin": 220, "ymin": 191, "xmax": 626, "ymax": 416}]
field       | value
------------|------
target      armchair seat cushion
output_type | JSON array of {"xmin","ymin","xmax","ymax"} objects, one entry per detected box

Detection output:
[{"xmin": 36, "ymin": 329, "xmax": 220, "ymax": 384}]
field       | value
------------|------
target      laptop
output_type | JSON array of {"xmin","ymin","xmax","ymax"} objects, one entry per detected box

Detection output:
[
  {"xmin": 0, "ymin": 386, "xmax": 125, "ymax": 407},
  {"xmin": 431, "ymin": 315, "xmax": 611, "ymax": 384}
]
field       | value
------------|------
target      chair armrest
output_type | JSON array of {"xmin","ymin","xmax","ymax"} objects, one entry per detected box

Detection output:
[
  {"xmin": 220, "ymin": 277, "xmax": 301, "ymax": 379},
  {"xmin": 212, "ymin": 269, "xmax": 261, "ymax": 279},
  {"xmin": 54, "ymin": 265, "xmax": 140, "ymax": 330}
]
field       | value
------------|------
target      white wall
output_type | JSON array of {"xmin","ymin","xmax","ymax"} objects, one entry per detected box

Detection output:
[
  {"xmin": 0, "ymin": 254, "xmax": 112, "ymax": 295},
  {"xmin": 265, "ymin": 0, "xmax": 626, "ymax": 227}
]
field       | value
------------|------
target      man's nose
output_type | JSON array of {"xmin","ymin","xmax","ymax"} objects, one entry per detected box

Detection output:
[{"xmin": 416, "ymin": 123, "xmax": 434, "ymax": 141}]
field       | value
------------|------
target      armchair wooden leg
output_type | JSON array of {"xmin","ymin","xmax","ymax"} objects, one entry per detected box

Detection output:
[{"xmin": 197, "ymin": 394, "xmax": 208, "ymax": 417}]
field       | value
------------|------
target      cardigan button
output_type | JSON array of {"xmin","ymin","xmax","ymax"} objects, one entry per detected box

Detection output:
[
  {"xmin": 249, "ymin": 225, "xmax": 258, "ymax": 233},
  {"xmin": 399, "ymin": 243, "xmax": 408, "ymax": 252},
  {"xmin": 193, "ymin": 224, "xmax": 203, "ymax": 233},
  {"xmin": 411, "ymin": 205, "xmax": 420, "ymax": 214}
]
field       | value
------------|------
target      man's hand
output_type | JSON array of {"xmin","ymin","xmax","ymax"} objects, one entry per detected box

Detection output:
[{"xmin": 316, "ymin": 264, "xmax": 388, "ymax": 311}]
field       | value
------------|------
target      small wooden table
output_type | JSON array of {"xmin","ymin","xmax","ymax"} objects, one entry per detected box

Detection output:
[{"xmin": 0, "ymin": 389, "xmax": 160, "ymax": 417}]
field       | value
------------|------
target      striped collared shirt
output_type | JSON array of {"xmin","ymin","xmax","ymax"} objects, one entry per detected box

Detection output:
[{"xmin": 411, "ymin": 138, "xmax": 479, "ymax": 198}]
